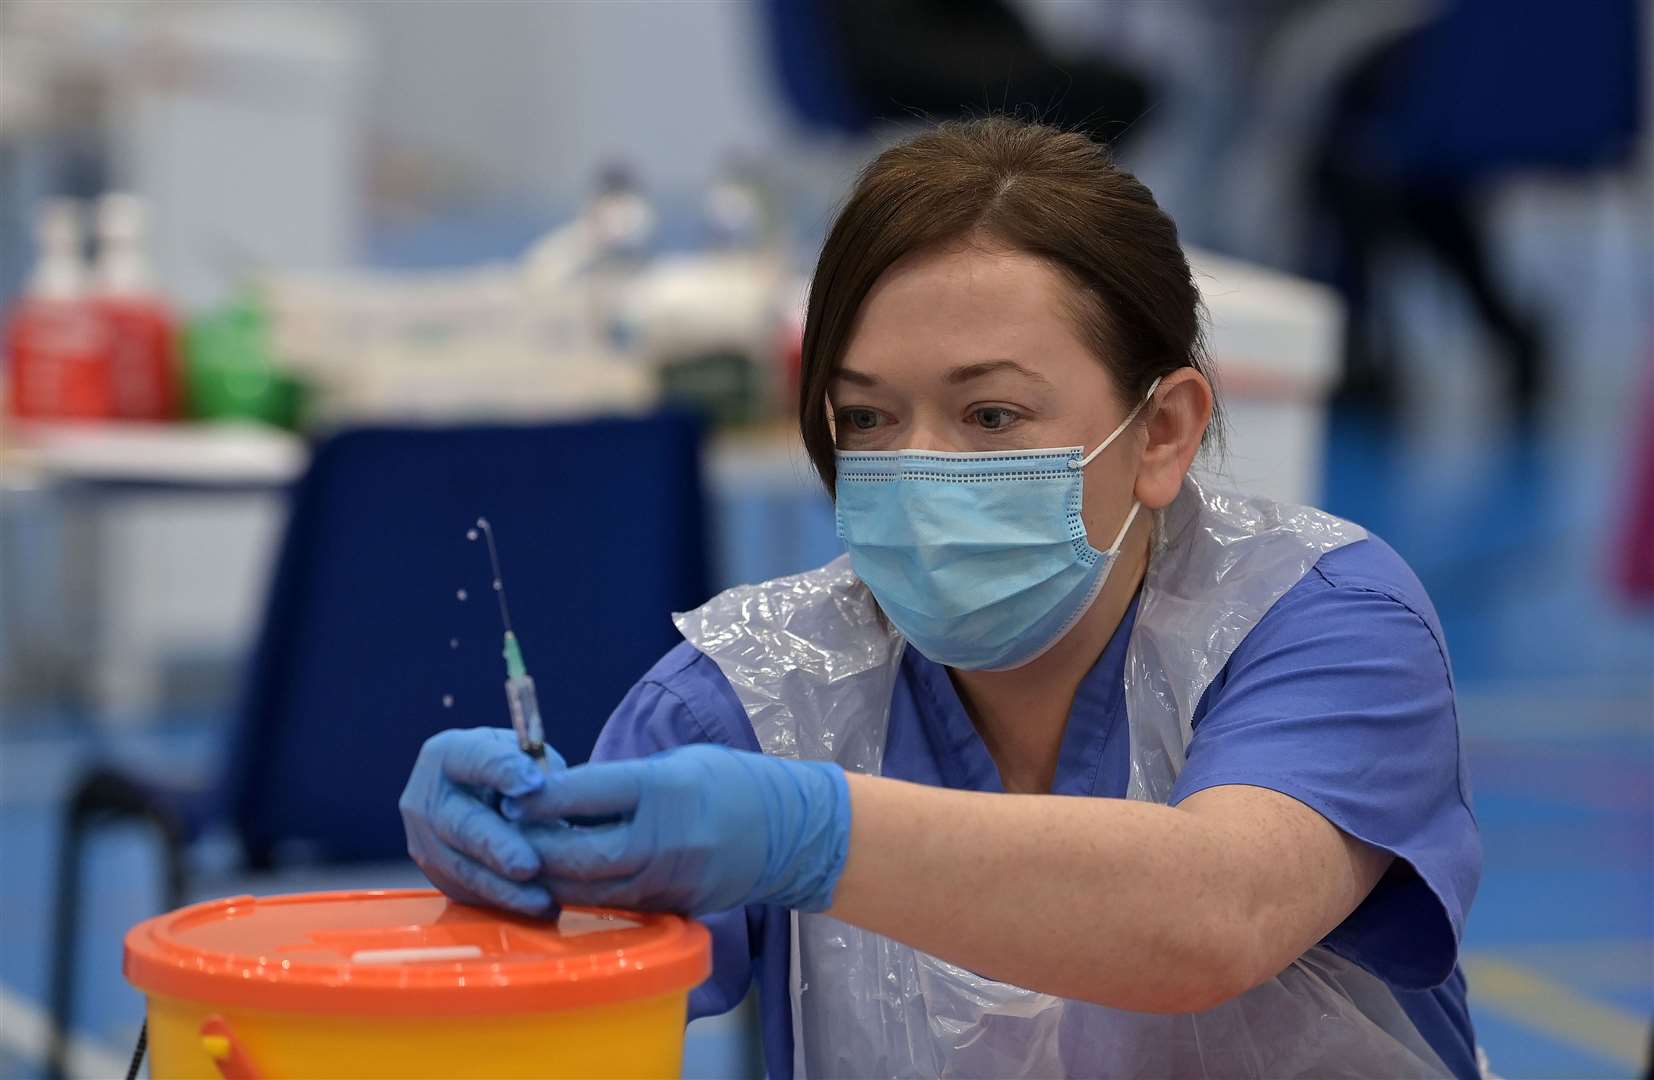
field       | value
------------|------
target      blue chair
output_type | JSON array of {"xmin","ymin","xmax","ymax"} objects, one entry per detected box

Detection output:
[
  {"xmin": 1366, "ymin": 0, "xmax": 1641, "ymax": 182},
  {"xmin": 759, "ymin": 0, "xmax": 874, "ymax": 136},
  {"xmin": 46, "ymin": 413, "xmax": 710, "ymax": 1076}
]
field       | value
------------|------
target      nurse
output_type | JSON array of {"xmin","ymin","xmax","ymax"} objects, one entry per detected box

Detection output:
[{"xmin": 401, "ymin": 117, "xmax": 1482, "ymax": 1078}]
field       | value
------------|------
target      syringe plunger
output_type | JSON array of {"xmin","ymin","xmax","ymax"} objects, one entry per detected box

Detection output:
[{"xmin": 506, "ymin": 673, "xmax": 545, "ymax": 758}]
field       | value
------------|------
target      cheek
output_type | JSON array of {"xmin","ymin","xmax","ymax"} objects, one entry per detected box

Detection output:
[{"xmin": 1078, "ymin": 465, "xmax": 1139, "ymax": 547}]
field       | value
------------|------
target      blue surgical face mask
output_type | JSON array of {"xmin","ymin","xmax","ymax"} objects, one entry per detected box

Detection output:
[{"xmin": 834, "ymin": 378, "xmax": 1160, "ymax": 671}]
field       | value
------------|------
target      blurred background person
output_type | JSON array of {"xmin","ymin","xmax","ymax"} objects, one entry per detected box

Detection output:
[{"xmin": 1304, "ymin": 0, "xmax": 1641, "ymax": 420}]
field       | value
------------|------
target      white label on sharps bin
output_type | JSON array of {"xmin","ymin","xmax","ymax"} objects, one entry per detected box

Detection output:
[
  {"xmin": 350, "ymin": 945, "xmax": 485, "ymax": 964},
  {"xmin": 557, "ymin": 911, "xmax": 643, "ymax": 937}
]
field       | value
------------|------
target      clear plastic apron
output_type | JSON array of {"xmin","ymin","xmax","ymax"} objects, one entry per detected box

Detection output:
[{"xmin": 676, "ymin": 478, "xmax": 1453, "ymax": 1078}]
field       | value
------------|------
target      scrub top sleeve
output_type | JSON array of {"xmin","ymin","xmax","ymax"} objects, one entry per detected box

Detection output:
[
  {"xmin": 1169, "ymin": 573, "xmax": 1481, "ymax": 992},
  {"xmin": 590, "ymin": 641, "xmax": 762, "ymax": 759},
  {"xmin": 589, "ymin": 640, "xmax": 765, "ymax": 1020}
]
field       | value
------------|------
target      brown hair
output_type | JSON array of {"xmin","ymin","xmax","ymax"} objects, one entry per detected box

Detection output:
[{"xmin": 798, "ymin": 115, "xmax": 1219, "ymax": 495}]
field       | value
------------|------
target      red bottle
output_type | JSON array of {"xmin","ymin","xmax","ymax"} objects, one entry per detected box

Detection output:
[
  {"xmin": 93, "ymin": 194, "xmax": 179, "ymax": 420},
  {"xmin": 5, "ymin": 199, "xmax": 114, "ymax": 420}
]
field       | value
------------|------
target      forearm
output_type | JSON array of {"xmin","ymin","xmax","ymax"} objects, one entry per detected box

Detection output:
[{"xmin": 827, "ymin": 774, "xmax": 1373, "ymax": 1013}]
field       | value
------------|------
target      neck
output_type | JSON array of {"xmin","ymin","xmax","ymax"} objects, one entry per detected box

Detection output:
[{"xmin": 948, "ymin": 517, "xmax": 1150, "ymax": 794}]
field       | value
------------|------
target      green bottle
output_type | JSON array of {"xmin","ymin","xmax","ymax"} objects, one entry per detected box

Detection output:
[{"xmin": 183, "ymin": 295, "xmax": 305, "ymax": 428}]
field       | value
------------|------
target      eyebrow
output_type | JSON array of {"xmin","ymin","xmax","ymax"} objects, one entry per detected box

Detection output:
[
  {"xmin": 944, "ymin": 359, "xmax": 1053, "ymax": 387},
  {"xmin": 832, "ymin": 359, "xmax": 1053, "ymax": 388}
]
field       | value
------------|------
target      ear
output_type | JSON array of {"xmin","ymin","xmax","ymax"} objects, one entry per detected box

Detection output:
[{"xmin": 1134, "ymin": 368, "xmax": 1212, "ymax": 510}]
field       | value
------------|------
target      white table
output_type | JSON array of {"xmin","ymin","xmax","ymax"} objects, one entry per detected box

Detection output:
[
  {"xmin": 1190, "ymin": 246, "xmax": 1343, "ymax": 506},
  {"xmin": 1, "ymin": 422, "xmax": 304, "ymax": 722}
]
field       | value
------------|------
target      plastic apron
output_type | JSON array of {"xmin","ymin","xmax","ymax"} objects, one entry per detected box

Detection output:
[{"xmin": 675, "ymin": 478, "xmax": 1453, "ymax": 1078}]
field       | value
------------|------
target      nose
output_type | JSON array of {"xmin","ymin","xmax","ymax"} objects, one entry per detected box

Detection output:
[{"xmin": 900, "ymin": 414, "xmax": 966, "ymax": 453}]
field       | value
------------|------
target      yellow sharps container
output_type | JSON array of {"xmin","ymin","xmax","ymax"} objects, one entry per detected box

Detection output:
[{"xmin": 123, "ymin": 889, "xmax": 711, "ymax": 1078}]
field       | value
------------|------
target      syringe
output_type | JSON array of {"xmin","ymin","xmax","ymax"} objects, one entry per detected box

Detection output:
[
  {"xmin": 472, "ymin": 517, "xmax": 549, "ymax": 764},
  {"xmin": 502, "ymin": 629, "xmax": 546, "ymax": 759}
]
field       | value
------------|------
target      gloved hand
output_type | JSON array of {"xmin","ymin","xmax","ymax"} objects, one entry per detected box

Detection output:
[
  {"xmin": 399, "ymin": 727, "xmax": 564, "ymax": 915},
  {"xmin": 502, "ymin": 743, "xmax": 851, "ymax": 916}
]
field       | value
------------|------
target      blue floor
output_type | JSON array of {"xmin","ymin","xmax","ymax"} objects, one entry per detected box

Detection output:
[{"xmin": 1318, "ymin": 399, "xmax": 1654, "ymax": 1075}]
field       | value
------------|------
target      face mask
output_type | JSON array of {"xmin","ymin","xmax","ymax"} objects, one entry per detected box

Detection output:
[{"xmin": 834, "ymin": 378, "xmax": 1160, "ymax": 671}]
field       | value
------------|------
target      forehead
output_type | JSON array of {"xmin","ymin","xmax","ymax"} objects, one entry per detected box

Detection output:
[{"xmin": 843, "ymin": 241, "xmax": 1088, "ymax": 366}]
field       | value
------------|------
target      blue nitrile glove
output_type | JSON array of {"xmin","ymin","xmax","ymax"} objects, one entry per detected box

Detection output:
[
  {"xmin": 399, "ymin": 727, "xmax": 566, "ymax": 915},
  {"xmin": 501, "ymin": 744, "xmax": 851, "ymax": 916}
]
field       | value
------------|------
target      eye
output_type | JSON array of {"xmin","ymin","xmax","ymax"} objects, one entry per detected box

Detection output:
[
  {"xmin": 970, "ymin": 406, "xmax": 1020, "ymax": 431},
  {"xmin": 839, "ymin": 408, "xmax": 881, "ymax": 431}
]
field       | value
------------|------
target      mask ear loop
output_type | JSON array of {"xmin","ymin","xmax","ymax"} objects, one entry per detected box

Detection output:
[
  {"xmin": 1104, "ymin": 500, "xmax": 1144, "ymax": 554},
  {"xmin": 1068, "ymin": 375, "xmax": 1164, "ymax": 470}
]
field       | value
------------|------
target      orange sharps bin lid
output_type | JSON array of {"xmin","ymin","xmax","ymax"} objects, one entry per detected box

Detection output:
[{"xmin": 124, "ymin": 889, "xmax": 711, "ymax": 1016}]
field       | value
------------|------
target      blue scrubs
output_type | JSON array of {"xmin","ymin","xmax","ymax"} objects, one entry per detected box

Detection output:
[{"xmin": 592, "ymin": 534, "xmax": 1483, "ymax": 1079}]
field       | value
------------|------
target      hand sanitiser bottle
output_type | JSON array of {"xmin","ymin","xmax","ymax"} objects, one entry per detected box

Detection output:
[
  {"xmin": 5, "ymin": 199, "xmax": 113, "ymax": 419},
  {"xmin": 93, "ymin": 194, "xmax": 180, "ymax": 420}
]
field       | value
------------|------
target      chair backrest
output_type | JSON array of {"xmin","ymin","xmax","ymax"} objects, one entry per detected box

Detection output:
[
  {"xmin": 1375, "ymin": 0, "xmax": 1641, "ymax": 179},
  {"xmin": 759, "ymin": 0, "xmax": 873, "ymax": 135},
  {"xmin": 222, "ymin": 414, "xmax": 709, "ymax": 865}
]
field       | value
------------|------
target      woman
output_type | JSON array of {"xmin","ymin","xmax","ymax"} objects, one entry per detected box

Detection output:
[{"xmin": 401, "ymin": 117, "xmax": 1481, "ymax": 1078}]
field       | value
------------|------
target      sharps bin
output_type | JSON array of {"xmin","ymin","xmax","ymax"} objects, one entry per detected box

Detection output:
[{"xmin": 123, "ymin": 889, "xmax": 711, "ymax": 1078}]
